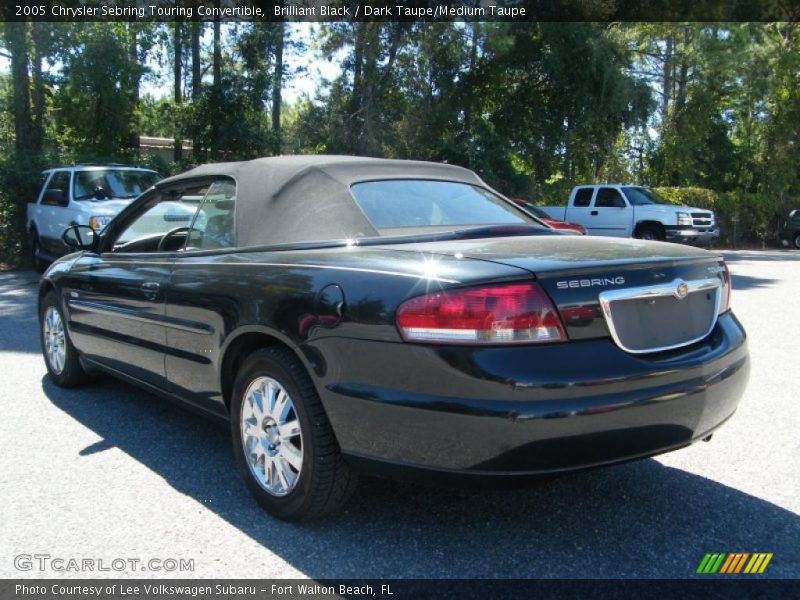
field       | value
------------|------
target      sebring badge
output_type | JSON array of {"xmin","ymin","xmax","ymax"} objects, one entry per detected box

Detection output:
[{"xmin": 556, "ymin": 276, "xmax": 625, "ymax": 290}]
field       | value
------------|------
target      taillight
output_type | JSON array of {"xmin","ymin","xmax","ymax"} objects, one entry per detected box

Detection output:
[
  {"xmin": 719, "ymin": 262, "xmax": 732, "ymax": 314},
  {"xmin": 396, "ymin": 282, "xmax": 567, "ymax": 345}
]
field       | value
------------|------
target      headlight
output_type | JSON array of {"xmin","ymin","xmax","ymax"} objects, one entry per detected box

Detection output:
[
  {"xmin": 676, "ymin": 211, "xmax": 693, "ymax": 226},
  {"xmin": 88, "ymin": 216, "xmax": 113, "ymax": 231}
]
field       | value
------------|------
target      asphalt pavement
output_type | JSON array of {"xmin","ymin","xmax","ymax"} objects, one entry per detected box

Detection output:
[{"xmin": 1, "ymin": 250, "xmax": 798, "ymax": 579}]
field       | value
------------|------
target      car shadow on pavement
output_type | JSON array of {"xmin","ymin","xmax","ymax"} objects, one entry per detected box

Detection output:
[
  {"xmin": 41, "ymin": 375, "xmax": 800, "ymax": 579},
  {"xmin": 730, "ymin": 273, "xmax": 777, "ymax": 291}
]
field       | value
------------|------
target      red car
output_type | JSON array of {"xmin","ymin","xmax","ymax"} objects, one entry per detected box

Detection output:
[{"xmin": 511, "ymin": 198, "xmax": 586, "ymax": 234}]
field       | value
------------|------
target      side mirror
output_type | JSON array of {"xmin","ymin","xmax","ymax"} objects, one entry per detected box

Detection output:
[
  {"xmin": 62, "ymin": 225, "xmax": 97, "ymax": 251},
  {"xmin": 43, "ymin": 189, "xmax": 67, "ymax": 207}
]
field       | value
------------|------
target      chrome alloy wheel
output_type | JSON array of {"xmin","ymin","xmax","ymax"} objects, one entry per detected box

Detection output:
[
  {"xmin": 43, "ymin": 306, "xmax": 66, "ymax": 374},
  {"xmin": 240, "ymin": 376, "xmax": 303, "ymax": 496}
]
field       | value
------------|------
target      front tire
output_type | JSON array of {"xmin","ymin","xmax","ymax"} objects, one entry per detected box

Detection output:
[
  {"xmin": 793, "ymin": 233, "xmax": 800, "ymax": 250},
  {"xmin": 39, "ymin": 291, "xmax": 88, "ymax": 387},
  {"xmin": 230, "ymin": 347, "xmax": 358, "ymax": 521},
  {"xmin": 635, "ymin": 223, "xmax": 665, "ymax": 242}
]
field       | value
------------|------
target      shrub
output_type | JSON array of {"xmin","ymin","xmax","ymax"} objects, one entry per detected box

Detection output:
[{"xmin": 0, "ymin": 152, "xmax": 47, "ymax": 267}]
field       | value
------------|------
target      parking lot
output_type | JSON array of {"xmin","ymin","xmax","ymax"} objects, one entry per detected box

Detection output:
[{"xmin": 1, "ymin": 250, "xmax": 798, "ymax": 579}]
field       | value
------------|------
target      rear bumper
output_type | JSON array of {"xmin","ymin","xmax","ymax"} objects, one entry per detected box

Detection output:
[
  {"xmin": 665, "ymin": 226, "xmax": 721, "ymax": 244},
  {"xmin": 310, "ymin": 312, "xmax": 749, "ymax": 479}
]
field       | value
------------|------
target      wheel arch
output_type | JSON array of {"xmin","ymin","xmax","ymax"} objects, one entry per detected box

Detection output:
[
  {"xmin": 37, "ymin": 278, "xmax": 56, "ymax": 313},
  {"xmin": 219, "ymin": 326, "xmax": 314, "ymax": 415}
]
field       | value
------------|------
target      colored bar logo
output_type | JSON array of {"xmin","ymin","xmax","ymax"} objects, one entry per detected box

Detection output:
[{"xmin": 696, "ymin": 553, "xmax": 773, "ymax": 574}]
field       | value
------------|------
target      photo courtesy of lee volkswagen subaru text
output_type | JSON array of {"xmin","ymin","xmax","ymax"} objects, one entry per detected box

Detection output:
[{"xmin": 38, "ymin": 155, "xmax": 750, "ymax": 521}]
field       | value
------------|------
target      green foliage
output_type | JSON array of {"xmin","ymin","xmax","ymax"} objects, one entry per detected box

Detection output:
[
  {"xmin": 653, "ymin": 187, "xmax": 720, "ymax": 209},
  {"xmin": 53, "ymin": 24, "xmax": 143, "ymax": 160}
]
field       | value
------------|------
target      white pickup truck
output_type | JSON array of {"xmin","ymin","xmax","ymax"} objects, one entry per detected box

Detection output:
[{"xmin": 540, "ymin": 184, "xmax": 720, "ymax": 244}]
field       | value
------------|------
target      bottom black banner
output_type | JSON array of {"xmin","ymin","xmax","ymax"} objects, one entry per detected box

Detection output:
[{"xmin": 1, "ymin": 579, "xmax": 798, "ymax": 600}]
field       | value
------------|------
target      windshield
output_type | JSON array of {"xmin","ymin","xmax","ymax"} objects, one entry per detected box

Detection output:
[
  {"xmin": 350, "ymin": 180, "xmax": 542, "ymax": 235},
  {"xmin": 73, "ymin": 169, "xmax": 161, "ymax": 201},
  {"xmin": 623, "ymin": 186, "xmax": 669, "ymax": 206}
]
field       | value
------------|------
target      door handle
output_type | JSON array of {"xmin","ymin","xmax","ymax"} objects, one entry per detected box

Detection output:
[
  {"xmin": 590, "ymin": 210, "xmax": 599, "ymax": 216},
  {"xmin": 141, "ymin": 282, "xmax": 160, "ymax": 292}
]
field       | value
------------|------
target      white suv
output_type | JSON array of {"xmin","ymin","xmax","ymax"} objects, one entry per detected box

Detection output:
[{"xmin": 27, "ymin": 165, "xmax": 161, "ymax": 271}]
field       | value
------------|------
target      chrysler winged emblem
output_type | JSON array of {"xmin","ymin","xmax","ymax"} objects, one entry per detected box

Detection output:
[{"xmin": 675, "ymin": 281, "xmax": 689, "ymax": 299}]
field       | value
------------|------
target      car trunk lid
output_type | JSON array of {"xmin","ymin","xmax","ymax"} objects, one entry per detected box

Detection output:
[{"xmin": 381, "ymin": 234, "xmax": 726, "ymax": 353}]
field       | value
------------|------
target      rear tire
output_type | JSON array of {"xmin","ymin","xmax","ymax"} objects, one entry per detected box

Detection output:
[
  {"xmin": 230, "ymin": 347, "xmax": 358, "ymax": 521},
  {"xmin": 793, "ymin": 233, "xmax": 800, "ymax": 250},
  {"xmin": 635, "ymin": 224, "xmax": 665, "ymax": 242},
  {"xmin": 31, "ymin": 231, "xmax": 48, "ymax": 273},
  {"xmin": 39, "ymin": 291, "xmax": 89, "ymax": 387}
]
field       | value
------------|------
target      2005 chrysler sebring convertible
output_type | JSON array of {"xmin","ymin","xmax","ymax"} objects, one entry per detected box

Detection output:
[{"xmin": 39, "ymin": 156, "xmax": 749, "ymax": 520}]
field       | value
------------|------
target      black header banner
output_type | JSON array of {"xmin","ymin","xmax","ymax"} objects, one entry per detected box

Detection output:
[{"xmin": 3, "ymin": 0, "xmax": 800, "ymax": 22}]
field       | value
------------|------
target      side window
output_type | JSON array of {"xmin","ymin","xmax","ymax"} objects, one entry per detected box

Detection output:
[
  {"xmin": 186, "ymin": 179, "xmax": 236, "ymax": 250},
  {"xmin": 42, "ymin": 172, "xmax": 70, "ymax": 206},
  {"xmin": 113, "ymin": 184, "xmax": 208, "ymax": 252},
  {"xmin": 595, "ymin": 187, "xmax": 626, "ymax": 208},
  {"xmin": 573, "ymin": 188, "xmax": 594, "ymax": 207}
]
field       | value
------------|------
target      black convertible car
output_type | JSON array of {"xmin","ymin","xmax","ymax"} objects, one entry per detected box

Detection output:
[{"xmin": 40, "ymin": 156, "xmax": 749, "ymax": 520}]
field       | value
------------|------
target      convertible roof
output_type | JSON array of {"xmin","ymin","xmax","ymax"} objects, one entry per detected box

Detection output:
[{"xmin": 157, "ymin": 155, "xmax": 487, "ymax": 247}]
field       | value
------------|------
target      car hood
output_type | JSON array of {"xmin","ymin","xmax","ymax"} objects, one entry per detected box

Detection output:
[
  {"xmin": 78, "ymin": 198, "xmax": 134, "ymax": 215},
  {"xmin": 381, "ymin": 233, "xmax": 718, "ymax": 275},
  {"xmin": 637, "ymin": 204, "xmax": 711, "ymax": 214}
]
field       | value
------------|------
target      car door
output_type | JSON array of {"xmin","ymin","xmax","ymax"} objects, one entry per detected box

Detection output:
[
  {"xmin": 162, "ymin": 178, "xmax": 237, "ymax": 417},
  {"xmin": 564, "ymin": 187, "xmax": 595, "ymax": 229},
  {"xmin": 588, "ymin": 187, "xmax": 631, "ymax": 237},
  {"xmin": 38, "ymin": 170, "xmax": 75, "ymax": 256},
  {"xmin": 63, "ymin": 188, "xmax": 204, "ymax": 389}
]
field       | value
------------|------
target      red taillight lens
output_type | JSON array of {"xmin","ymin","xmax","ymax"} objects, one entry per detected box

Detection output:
[
  {"xmin": 396, "ymin": 282, "xmax": 567, "ymax": 345},
  {"xmin": 719, "ymin": 261, "xmax": 732, "ymax": 314}
]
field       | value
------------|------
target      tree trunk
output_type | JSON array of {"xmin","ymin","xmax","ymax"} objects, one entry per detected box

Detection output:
[
  {"xmin": 213, "ymin": 8, "xmax": 221, "ymax": 87},
  {"xmin": 271, "ymin": 23, "xmax": 284, "ymax": 155},
  {"xmin": 173, "ymin": 23, "xmax": 183, "ymax": 163},
  {"xmin": 662, "ymin": 34, "xmax": 673, "ymax": 127},
  {"xmin": 674, "ymin": 27, "xmax": 691, "ymax": 114},
  {"xmin": 128, "ymin": 24, "xmax": 140, "ymax": 150},
  {"xmin": 5, "ymin": 22, "xmax": 33, "ymax": 155},
  {"xmin": 349, "ymin": 23, "xmax": 365, "ymax": 148},
  {"xmin": 191, "ymin": 19, "xmax": 202, "ymax": 159},
  {"xmin": 30, "ymin": 22, "xmax": 44, "ymax": 155},
  {"xmin": 211, "ymin": 4, "xmax": 221, "ymax": 159},
  {"xmin": 358, "ymin": 24, "xmax": 379, "ymax": 155},
  {"xmin": 463, "ymin": 22, "xmax": 478, "ymax": 139}
]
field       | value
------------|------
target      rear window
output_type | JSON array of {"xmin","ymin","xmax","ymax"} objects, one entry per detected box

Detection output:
[{"xmin": 350, "ymin": 180, "xmax": 537, "ymax": 233}]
